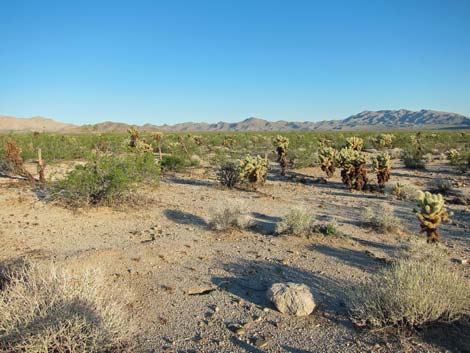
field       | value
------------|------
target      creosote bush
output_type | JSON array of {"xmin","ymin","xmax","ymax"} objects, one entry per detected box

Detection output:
[
  {"xmin": 277, "ymin": 208, "xmax": 314, "ymax": 236},
  {"xmin": 49, "ymin": 153, "xmax": 160, "ymax": 207},
  {"xmin": 0, "ymin": 262, "xmax": 134, "ymax": 353},
  {"xmin": 208, "ymin": 204, "xmax": 251, "ymax": 232},
  {"xmin": 364, "ymin": 204, "xmax": 400, "ymax": 233},
  {"xmin": 349, "ymin": 240, "xmax": 470, "ymax": 330}
]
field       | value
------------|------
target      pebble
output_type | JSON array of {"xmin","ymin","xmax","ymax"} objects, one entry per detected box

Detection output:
[{"xmin": 254, "ymin": 337, "xmax": 269, "ymax": 348}]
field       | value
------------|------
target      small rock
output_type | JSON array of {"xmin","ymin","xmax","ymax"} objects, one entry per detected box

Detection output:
[
  {"xmin": 267, "ymin": 282, "xmax": 316, "ymax": 316},
  {"xmin": 254, "ymin": 337, "xmax": 269, "ymax": 348}
]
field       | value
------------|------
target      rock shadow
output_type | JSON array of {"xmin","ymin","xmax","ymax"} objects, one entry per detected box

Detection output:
[
  {"xmin": 211, "ymin": 259, "xmax": 348, "ymax": 315},
  {"xmin": 163, "ymin": 209, "xmax": 208, "ymax": 228}
]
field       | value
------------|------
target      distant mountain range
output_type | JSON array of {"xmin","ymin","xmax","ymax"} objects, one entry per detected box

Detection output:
[{"xmin": 1, "ymin": 109, "xmax": 469, "ymax": 133}]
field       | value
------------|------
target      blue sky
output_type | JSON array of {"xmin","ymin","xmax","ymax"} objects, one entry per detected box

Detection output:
[{"xmin": 1, "ymin": 0, "xmax": 469, "ymax": 125}]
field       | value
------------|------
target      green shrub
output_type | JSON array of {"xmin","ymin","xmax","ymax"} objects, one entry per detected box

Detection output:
[
  {"xmin": 49, "ymin": 153, "xmax": 159, "ymax": 207},
  {"xmin": 349, "ymin": 241, "xmax": 470, "ymax": 329},
  {"xmin": 160, "ymin": 154, "xmax": 197, "ymax": 172}
]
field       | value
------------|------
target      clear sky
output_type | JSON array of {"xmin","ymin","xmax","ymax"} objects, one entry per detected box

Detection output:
[{"xmin": 1, "ymin": 0, "xmax": 469, "ymax": 125}]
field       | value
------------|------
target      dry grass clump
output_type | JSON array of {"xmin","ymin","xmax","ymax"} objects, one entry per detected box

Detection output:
[
  {"xmin": 431, "ymin": 177, "xmax": 453, "ymax": 195},
  {"xmin": 208, "ymin": 204, "xmax": 251, "ymax": 232},
  {"xmin": 390, "ymin": 182, "xmax": 419, "ymax": 201},
  {"xmin": 349, "ymin": 240, "xmax": 470, "ymax": 330},
  {"xmin": 277, "ymin": 207, "xmax": 314, "ymax": 236},
  {"xmin": 364, "ymin": 204, "xmax": 401, "ymax": 233},
  {"xmin": 0, "ymin": 262, "xmax": 134, "ymax": 353}
]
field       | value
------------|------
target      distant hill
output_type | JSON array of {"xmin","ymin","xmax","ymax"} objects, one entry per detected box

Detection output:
[
  {"xmin": 0, "ymin": 115, "xmax": 77, "ymax": 133},
  {"xmin": 1, "ymin": 109, "xmax": 469, "ymax": 133}
]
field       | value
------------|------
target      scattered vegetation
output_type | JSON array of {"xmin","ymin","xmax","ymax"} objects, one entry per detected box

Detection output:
[
  {"xmin": 402, "ymin": 132, "xmax": 426, "ymax": 169},
  {"xmin": 0, "ymin": 262, "xmax": 134, "ymax": 353},
  {"xmin": 349, "ymin": 240, "xmax": 470, "ymax": 330},
  {"xmin": 415, "ymin": 191, "xmax": 452, "ymax": 243}
]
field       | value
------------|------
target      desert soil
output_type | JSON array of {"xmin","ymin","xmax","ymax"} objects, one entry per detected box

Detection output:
[{"xmin": 0, "ymin": 160, "xmax": 469, "ymax": 353}]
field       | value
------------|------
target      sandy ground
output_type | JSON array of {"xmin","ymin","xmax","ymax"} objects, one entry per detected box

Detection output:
[{"xmin": 0, "ymin": 159, "xmax": 469, "ymax": 353}]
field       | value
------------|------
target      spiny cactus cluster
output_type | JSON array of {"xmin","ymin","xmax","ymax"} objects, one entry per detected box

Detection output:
[
  {"xmin": 346, "ymin": 137, "xmax": 364, "ymax": 151},
  {"xmin": 153, "ymin": 132, "xmax": 163, "ymax": 159},
  {"xmin": 318, "ymin": 146, "xmax": 337, "ymax": 178},
  {"xmin": 337, "ymin": 148, "xmax": 368, "ymax": 191},
  {"xmin": 273, "ymin": 135, "xmax": 289, "ymax": 176},
  {"xmin": 239, "ymin": 155, "xmax": 268, "ymax": 190},
  {"xmin": 373, "ymin": 152, "xmax": 391, "ymax": 187},
  {"xmin": 127, "ymin": 127, "xmax": 140, "ymax": 148},
  {"xmin": 446, "ymin": 149, "xmax": 460, "ymax": 164},
  {"xmin": 376, "ymin": 133, "xmax": 394, "ymax": 148},
  {"xmin": 415, "ymin": 191, "xmax": 451, "ymax": 243}
]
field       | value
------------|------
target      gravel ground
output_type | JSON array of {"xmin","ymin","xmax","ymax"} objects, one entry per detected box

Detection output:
[{"xmin": 1, "ymin": 160, "xmax": 469, "ymax": 353}]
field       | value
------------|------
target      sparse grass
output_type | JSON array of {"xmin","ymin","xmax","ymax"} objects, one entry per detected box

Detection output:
[
  {"xmin": 49, "ymin": 152, "xmax": 160, "ymax": 207},
  {"xmin": 431, "ymin": 177, "xmax": 453, "ymax": 195},
  {"xmin": 208, "ymin": 204, "xmax": 251, "ymax": 232},
  {"xmin": 311, "ymin": 219, "xmax": 350, "ymax": 239},
  {"xmin": 349, "ymin": 240, "xmax": 470, "ymax": 330},
  {"xmin": 0, "ymin": 262, "xmax": 134, "ymax": 353},
  {"xmin": 391, "ymin": 182, "xmax": 419, "ymax": 201},
  {"xmin": 364, "ymin": 205, "xmax": 401, "ymax": 233},
  {"xmin": 277, "ymin": 208, "xmax": 314, "ymax": 236}
]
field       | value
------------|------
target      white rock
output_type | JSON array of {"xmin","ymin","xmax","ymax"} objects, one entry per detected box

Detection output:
[{"xmin": 266, "ymin": 282, "xmax": 316, "ymax": 316}]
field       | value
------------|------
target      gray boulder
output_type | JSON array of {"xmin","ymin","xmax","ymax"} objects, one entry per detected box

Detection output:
[{"xmin": 267, "ymin": 282, "xmax": 316, "ymax": 316}]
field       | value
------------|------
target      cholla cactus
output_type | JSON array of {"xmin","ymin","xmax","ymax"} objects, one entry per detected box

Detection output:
[
  {"xmin": 337, "ymin": 148, "xmax": 368, "ymax": 191},
  {"xmin": 373, "ymin": 152, "xmax": 391, "ymax": 187},
  {"xmin": 446, "ymin": 149, "xmax": 460, "ymax": 165},
  {"xmin": 318, "ymin": 146, "xmax": 337, "ymax": 178},
  {"xmin": 415, "ymin": 191, "xmax": 451, "ymax": 243},
  {"xmin": 376, "ymin": 133, "xmax": 394, "ymax": 148},
  {"xmin": 135, "ymin": 139, "xmax": 153, "ymax": 153},
  {"xmin": 346, "ymin": 137, "xmax": 364, "ymax": 151},
  {"xmin": 153, "ymin": 132, "xmax": 163, "ymax": 159},
  {"xmin": 127, "ymin": 127, "xmax": 140, "ymax": 148},
  {"xmin": 273, "ymin": 135, "xmax": 289, "ymax": 176},
  {"xmin": 239, "ymin": 155, "xmax": 268, "ymax": 190}
]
